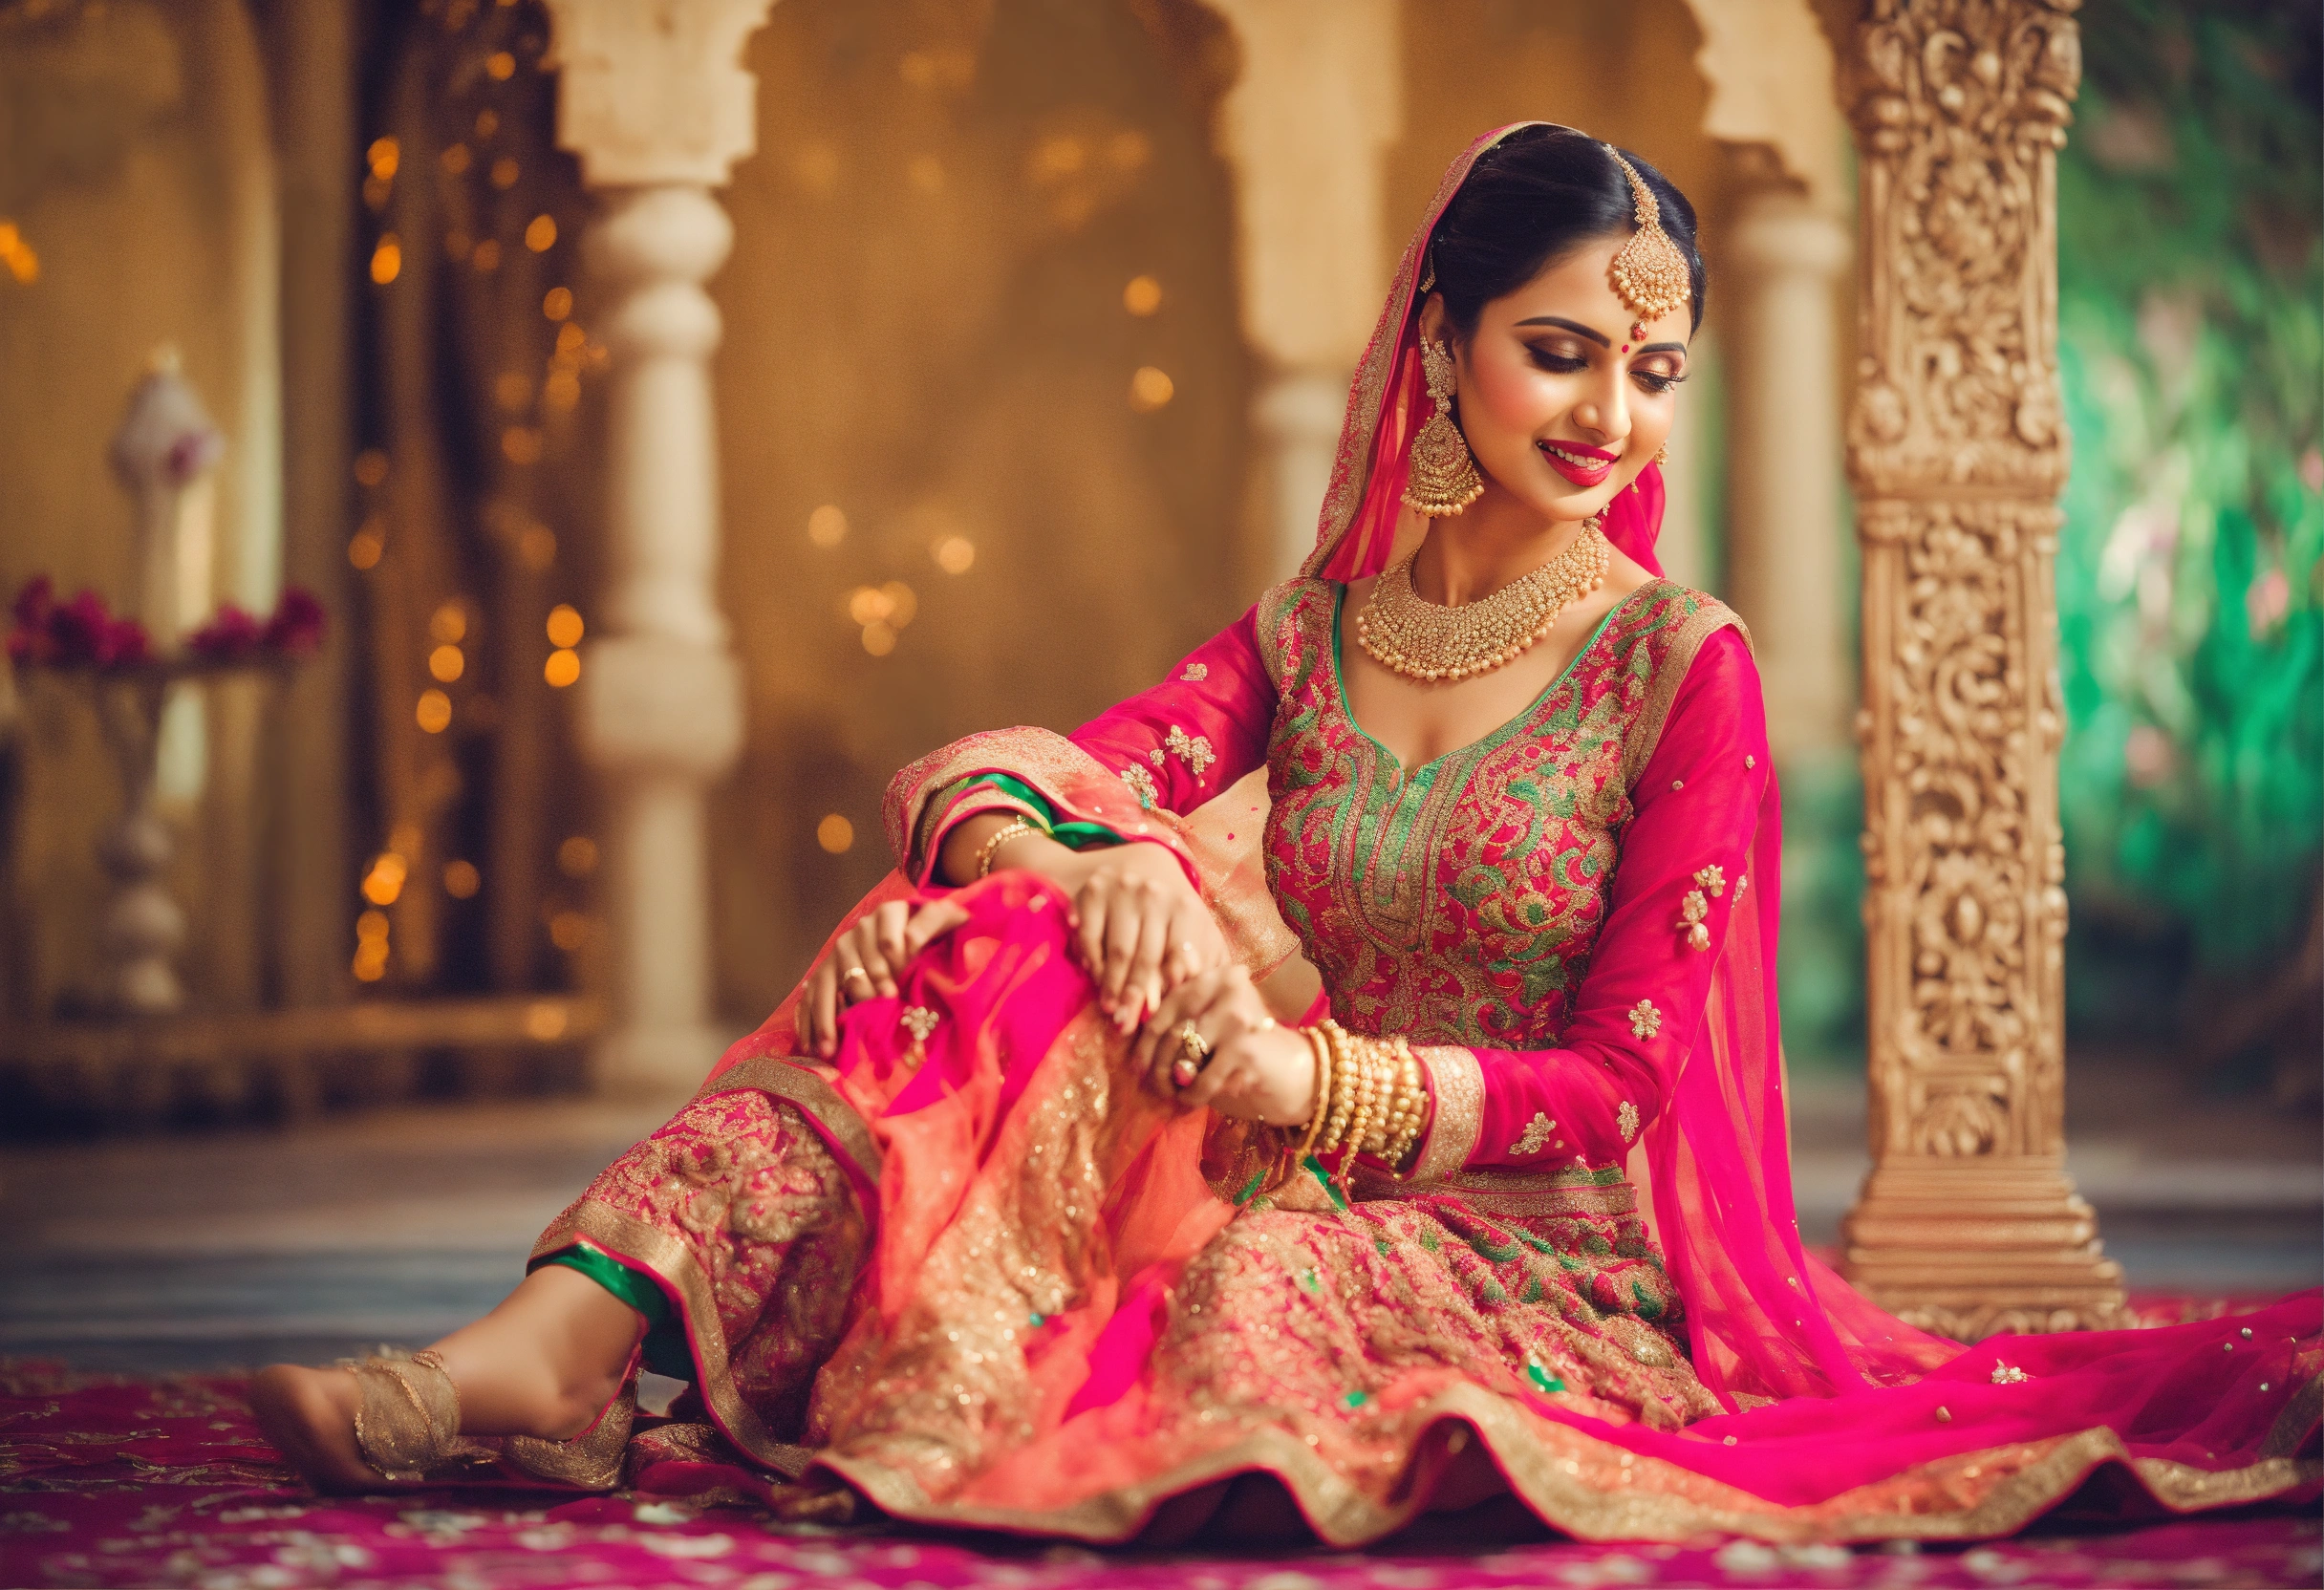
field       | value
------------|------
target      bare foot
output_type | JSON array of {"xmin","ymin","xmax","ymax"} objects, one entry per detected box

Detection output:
[{"xmin": 247, "ymin": 1364, "xmax": 387, "ymax": 1494}]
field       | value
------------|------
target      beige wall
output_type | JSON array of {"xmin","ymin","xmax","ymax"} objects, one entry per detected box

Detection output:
[
  {"xmin": 0, "ymin": 0, "xmax": 277, "ymax": 1018},
  {"xmin": 706, "ymin": 0, "xmax": 1250, "ymax": 1015}
]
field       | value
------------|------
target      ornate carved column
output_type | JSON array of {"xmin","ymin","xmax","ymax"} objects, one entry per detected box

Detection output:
[
  {"xmin": 1203, "ymin": 0, "xmax": 1399, "ymax": 585},
  {"xmin": 541, "ymin": 0, "xmax": 772, "ymax": 1089},
  {"xmin": 1835, "ymin": 0, "xmax": 2127, "ymax": 1338}
]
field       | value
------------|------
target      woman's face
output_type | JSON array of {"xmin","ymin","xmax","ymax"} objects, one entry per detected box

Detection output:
[{"xmin": 1418, "ymin": 234, "xmax": 1690, "ymax": 525}]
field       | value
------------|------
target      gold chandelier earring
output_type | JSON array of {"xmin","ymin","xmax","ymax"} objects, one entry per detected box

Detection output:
[{"xmin": 1402, "ymin": 339, "xmax": 1485, "ymax": 517}]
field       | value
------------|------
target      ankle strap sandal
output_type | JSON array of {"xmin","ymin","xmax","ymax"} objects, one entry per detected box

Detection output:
[{"xmin": 350, "ymin": 1350, "xmax": 485, "ymax": 1482}]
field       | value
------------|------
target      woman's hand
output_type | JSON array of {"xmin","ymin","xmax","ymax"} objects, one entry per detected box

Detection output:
[
  {"xmin": 1048, "ymin": 843, "xmax": 1232, "ymax": 1034},
  {"xmin": 1131, "ymin": 963, "xmax": 1317, "ymax": 1126},
  {"xmin": 798, "ymin": 896, "xmax": 971, "ymax": 1059}
]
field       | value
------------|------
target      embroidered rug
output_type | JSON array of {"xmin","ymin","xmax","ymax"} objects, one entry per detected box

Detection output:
[{"xmin": 3, "ymin": 1362, "xmax": 2316, "ymax": 1590}]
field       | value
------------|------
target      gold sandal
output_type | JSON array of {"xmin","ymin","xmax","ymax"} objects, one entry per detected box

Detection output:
[{"xmin": 349, "ymin": 1349, "xmax": 490, "ymax": 1482}]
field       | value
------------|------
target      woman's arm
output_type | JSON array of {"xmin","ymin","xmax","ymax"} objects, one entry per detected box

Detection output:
[{"xmin": 1403, "ymin": 627, "xmax": 1769, "ymax": 1179}]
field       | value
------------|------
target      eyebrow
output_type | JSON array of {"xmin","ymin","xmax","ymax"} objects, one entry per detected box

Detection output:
[
  {"xmin": 1635, "ymin": 340, "xmax": 1688, "ymax": 356},
  {"xmin": 1514, "ymin": 315, "xmax": 1609, "ymax": 347}
]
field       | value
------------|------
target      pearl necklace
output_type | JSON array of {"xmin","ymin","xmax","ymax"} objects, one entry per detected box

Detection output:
[{"xmin": 1355, "ymin": 520, "xmax": 1609, "ymax": 683}]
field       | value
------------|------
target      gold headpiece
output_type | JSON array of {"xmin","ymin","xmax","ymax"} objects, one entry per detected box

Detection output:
[{"xmin": 1604, "ymin": 149, "xmax": 1690, "ymax": 341}]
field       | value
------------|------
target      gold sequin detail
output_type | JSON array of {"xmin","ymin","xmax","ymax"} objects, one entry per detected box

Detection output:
[
  {"xmin": 1509, "ymin": 1112, "xmax": 1559, "ymax": 1156},
  {"xmin": 1618, "ymin": 1100, "xmax": 1640, "ymax": 1143},
  {"xmin": 1692, "ymin": 865, "xmax": 1726, "ymax": 897},
  {"xmin": 1163, "ymin": 724, "xmax": 1216, "ymax": 781},
  {"xmin": 1180, "ymin": 662, "xmax": 1209, "ymax": 682},
  {"xmin": 1118, "ymin": 764, "xmax": 1158, "ymax": 810},
  {"xmin": 1628, "ymin": 1000, "xmax": 1662, "ymax": 1040}
]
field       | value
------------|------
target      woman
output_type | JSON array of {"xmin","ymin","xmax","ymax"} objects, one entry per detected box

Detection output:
[{"xmin": 253, "ymin": 124, "xmax": 2319, "ymax": 1544}]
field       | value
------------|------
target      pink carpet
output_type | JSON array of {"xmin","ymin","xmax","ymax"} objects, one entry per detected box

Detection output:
[{"xmin": 4, "ymin": 1363, "xmax": 2317, "ymax": 1589}]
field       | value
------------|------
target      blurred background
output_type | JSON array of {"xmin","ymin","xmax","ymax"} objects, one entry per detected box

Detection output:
[{"xmin": 0, "ymin": 0, "xmax": 2314, "ymax": 1367}]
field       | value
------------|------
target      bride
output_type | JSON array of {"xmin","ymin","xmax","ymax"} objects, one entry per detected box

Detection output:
[{"xmin": 251, "ymin": 123, "xmax": 2319, "ymax": 1544}]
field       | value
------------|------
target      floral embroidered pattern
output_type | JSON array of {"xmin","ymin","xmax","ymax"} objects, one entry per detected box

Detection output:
[
  {"xmin": 1180, "ymin": 662, "xmax": 1209, "ymax": 682},
  {"xmin": 1692, "ymin": 865, "xmax": 1726, "ymax": 897},
  {"xmin": 1118, "ymin": 764, "xmax": 1158, "ymax": 810},
  {"xmin": 1164, "ymin": 724, "xmax": 1216, "ymax": 781},
  {"xmin": 1618, "ymin": 1100, "xmax": 1640, "ymax": 1143},
  {"xmin": 1508, "ymin": 1112, "xmax": 1559, "ymax": 1156},
  {"xmin": 1628, "ymin": 1000, "xmax": 1662, "ymax": 1040},
  {"xmin": 1676, "ymin": 890, "xmax": 1711, "ymax": 952},
  {"xmin": 1991, "ymin": 1364, "xmax": 2031, "ymax": 1386},
  {"xmin": 899, "ymin": 1006, "xmax": 939, "ymax": 1042},
  {"xmin": 1261, "ymin": 580, "xmax": 1734, "ymax": 1048}
]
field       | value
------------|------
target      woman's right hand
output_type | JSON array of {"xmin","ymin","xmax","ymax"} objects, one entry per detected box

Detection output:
[{"xmin": 798, "ymin": 896, "xmax": 971, "ymax": 1059}]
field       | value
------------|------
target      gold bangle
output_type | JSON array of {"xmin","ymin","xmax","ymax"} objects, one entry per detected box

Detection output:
[
  {"xmin": 1291, "ymin": 1026, "xmax": 1333, "ymax": 1165},
  {"xmin": 1319, "ymin": 1021, "xmax": 1358, "ymax": 1156},
  {"xmin": 972, "ymin": 817, "xmax": 1038, "ymax": 880}
]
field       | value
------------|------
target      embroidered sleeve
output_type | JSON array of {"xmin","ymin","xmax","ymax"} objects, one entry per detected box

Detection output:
[
  {"xmin": 1062, "ymin": 605, "xmax": 1277, "ymax": 817},
  {"xmin": 1425, "ymin": 629, "xmax": 1768, "ymax": 1173}
]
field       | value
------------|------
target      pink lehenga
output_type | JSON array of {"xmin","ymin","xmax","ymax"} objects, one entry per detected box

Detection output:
[{"xmin": 529, "ymin": 126, "xmax": 2321, "ymax": 1543}]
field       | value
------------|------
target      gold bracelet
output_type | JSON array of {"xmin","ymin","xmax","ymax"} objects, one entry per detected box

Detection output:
[
  {"xmin": 1339, "ymin": 1038, "xmax": 1380, "ymax": 1185},
  {"xmin": 972, "ymin": 817, "xmax": 1039, "ymax": 880},
  {"xmin": 1291, "ymin": 1026, "xmax": 1333, "ymax": 1165},
  {"xmin": 1383, "ymin": 1043, "xmax": 1426, "ymax": 1171},
  {"xmin": 1318, "ymin": 1021, "xmax": 1358, "ymax": 1156}
]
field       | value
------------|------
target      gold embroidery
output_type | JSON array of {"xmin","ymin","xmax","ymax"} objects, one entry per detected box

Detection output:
[
  {"xmin": 1411, "ymin": 1045, "xmax": 1483, "ymax": 1180},
  {"xmin": 1677, "ymin": 890, "xmax": 1711, "ymax": 952},
  {"xmin": 1181, "ymin": 662, "xmax": 1208, "ymax": 682},
  {"xmin": 1164, "ymin": 724, "xmax": 1216, "ymax": 782},
  {"xmin": 1693, "ymin": 865, "xmax": 1727, "ymax": 897},
  {"xmin": 1508, "ymin": 1112, "xmax": 1558, "ymax": 1156},
  {"xmin": 1118, "ymin": 765, "xmax": 1157, "ymax": 809},
  {"xmin": 699, "ymin": 1057, "xmax": 883, "ymax": 1189},
  {"xmin": 1621, "ymin": 599, "xmax": 1750, "ymax": 789},
  {"xmin": 1618, "ymin": 1101, "xmax": 1640, "ymax": 1143},
  {"xmin": 899, "ymin": 1006, "xmax": 938, "ymax": 1041},
  {"xmin": 1628, "ymin": 1000, "xmax": 1662, "ymax": 1040}
]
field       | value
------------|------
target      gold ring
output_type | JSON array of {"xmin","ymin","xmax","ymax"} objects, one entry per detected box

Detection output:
[
  {"xmin": 843, "ymin": 966, "xmax": 873, "ymax": 987},
  {"xmin": 1174, "ymin": 1021, "xmax": 1211, "ymax": 1064}
]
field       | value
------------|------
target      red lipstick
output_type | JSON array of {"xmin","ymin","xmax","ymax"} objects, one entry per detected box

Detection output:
[{"xmin": 1538, "ymin": 438, "xmax": 1617, "ymax": 487}]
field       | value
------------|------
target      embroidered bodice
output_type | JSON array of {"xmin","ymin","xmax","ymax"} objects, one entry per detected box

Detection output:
[{"xmin": 1257, "ymin": 578, "xmax": 1730, "ymax": 1050}]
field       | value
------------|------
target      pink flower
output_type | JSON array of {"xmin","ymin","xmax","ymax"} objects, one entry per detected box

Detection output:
[
  {"xmin": 188, "ymin": 603, "xmax": 266, "ymax": 660},
  {"xmin": 262, "ymin": 587, "xmax": 326, "ymax": 655},
  {"xmin": 41, "ymin": 588, "xmax": 149, "ymax": 668},
  {"xmin": 8, "ymin": 576, "xmax": 56, "ymax": 664}
]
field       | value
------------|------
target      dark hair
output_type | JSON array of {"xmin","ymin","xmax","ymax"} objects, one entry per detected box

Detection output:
[{"xmin": 1428, "ymin": 126, "xmax": 1706, "ymax": 340}]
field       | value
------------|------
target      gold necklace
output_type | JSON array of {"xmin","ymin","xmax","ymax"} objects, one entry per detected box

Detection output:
[{"xmin": 1355, "ymin": 519, "xmax": 1608, "ymax": 683}]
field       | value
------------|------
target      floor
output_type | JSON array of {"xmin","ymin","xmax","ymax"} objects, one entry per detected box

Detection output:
[{"xmin": 3, "ymin": 1058, "xmax": 2313, "ymax": 1373}]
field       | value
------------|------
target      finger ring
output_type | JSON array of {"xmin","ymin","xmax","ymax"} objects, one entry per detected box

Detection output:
[
  {"xmin": 1172, "ymin": 1056, "xmax": 1200, "ymax": 1087},
  {"xmin": 1174, "ymin": 1021, "xmax": 1210, "ymax": 1063},
  {"xmin": 843, "ymin": 966, "xmax": 872, "ymax": 987}
]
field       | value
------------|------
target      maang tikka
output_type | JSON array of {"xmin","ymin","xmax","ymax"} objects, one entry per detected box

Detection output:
[{"xmin": 1604, "ymin": 147, "xmax": 1690, "ymax": 342}]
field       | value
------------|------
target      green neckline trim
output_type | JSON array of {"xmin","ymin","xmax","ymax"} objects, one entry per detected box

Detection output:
[{"xmin": 1326, "ymin": 579, "xmax": 1658, "ymax": 784}]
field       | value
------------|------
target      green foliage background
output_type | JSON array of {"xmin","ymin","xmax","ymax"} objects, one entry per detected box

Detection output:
[{"xmin": 2054, "ymin": 0, "xmax": 2322, "ymax": 1029}]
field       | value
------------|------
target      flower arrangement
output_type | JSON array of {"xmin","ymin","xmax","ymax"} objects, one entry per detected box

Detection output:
[{"xmin": 7, "ymin": 576, "xmax": 325, "ymax": 671}]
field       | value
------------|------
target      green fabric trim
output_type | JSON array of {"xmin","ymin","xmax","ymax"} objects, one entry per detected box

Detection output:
[
  {"xmin": 960, "ymin": 772, "xmax": 1125, "ymax": 850},
  {"xmin": 532, "ymin": 1243, "xmax": 695, "ymax": 1382}
]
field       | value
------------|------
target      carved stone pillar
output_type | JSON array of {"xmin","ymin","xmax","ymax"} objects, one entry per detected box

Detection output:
[
  {"xmin": 541, "ymin": 0, "xmax": 772, "ymax": 1089},
  {"xmin": 1203, "ymin": 0, "xmax": 1399, "ymax": 584},
  {"xmin": 1835, "ymin": 0, "xmax": 2127, "ymax": 1339}
]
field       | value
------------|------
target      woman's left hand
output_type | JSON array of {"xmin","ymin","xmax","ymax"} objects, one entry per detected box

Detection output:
[{"xmin": 1131, "ymin": 963, "xmax": 1316, "ymax": 1126}]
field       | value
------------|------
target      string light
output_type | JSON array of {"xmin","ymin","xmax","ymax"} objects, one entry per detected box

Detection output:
[
  {"xmin": 502, "ymin": 426, "xmax": 542, "ymax": 464},
  {"xmin": 489, "ymin": 157, "xmax": 520, "ymax": 190},
  {"xmin": 474, "ymin": 109, "xmax": 499, "ymax": 140},
  {"xmin": 428, "ymin": 644, "xmax": 464, "ymax": 682},
  {"xmin": 444, "ymin": 859, "xmax": 482, "ymax": 898},
  {"xmin": 933, "ymin": 535, "xmax": 976, "ymax": 574},
  {"xmin": 441, "ymin": 143, "xmax": 473, "ymax": 176},
  {"xmin": 471, "ymin": 239, "xmax": 503, "ymax": 272},
  {"xmin": 352, "ymin": 908, "xmax": 391, "ymax": 982},
  {"xmin": 1130, "ymin": 366, "xmax": 1174, "ymax": 412},
  {"xmin": 370, "ymin": 234, "xmax": 402, "ymax": 285},
  {"xmin": 525, "ymin": 214, "xmax": 556, "ymax": 252},
  {"xmin": 557, "ymin": 835, "xmax": 597, "ymax": 876},
  {"xmin": 546, "ymin": 605, "xmax": 584, "ymax": 648},
  {"xmin": 366, "ymin": 139, "xmax": 399, "ymax": 181},
  {"xmin": 544, "ymin": 650, "xmax": 580, "ymax": 687},
  {"xmin": 543, "ymin": 287, "xmax": 572, "ymax": 321},
  {"xmin": 355, "ymin": 451, "xmax": 389, "ymax": 487},
  {"xmin": 846, "ymin": 582, "xmax": 917, "ymax": 655},
  {"xmin": 486, "ymin": 49, "xmax": 516, "ymax": 79},
  {"xmin": 523, "ymin": 1002, "xmax": 568, "ymax": 1041},
  {"xmin": 361, "ymin": 852, "xmax": 408, "ymax": 907},
  {"xmin": 348, "ymin": 520, "xmax": 384, "ymax": 569},
  {"xmin": 549, "ymin": 912, "xmax": 590, "ymax": 951},
  {"xmin": 417, "ymin": 688, "xmax": 453, "ymax": 732},
  {"xmin": 817, "ymin": 814, "xmax": 854, "ymax": 853},
  {"xmin": 807, "ymin": 505, "xmax": 848, "ymax": 547},
  {"xmin": 518, "ymin": 525, "xmax": 557, "ymax": 569},
  {"xmin": 1123, "ymin": 275, "xmax": 1162, "ymax": 315},
  {"xmin": 430, "ymin": 603, "xmax": 467, "ymax": 644}
]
